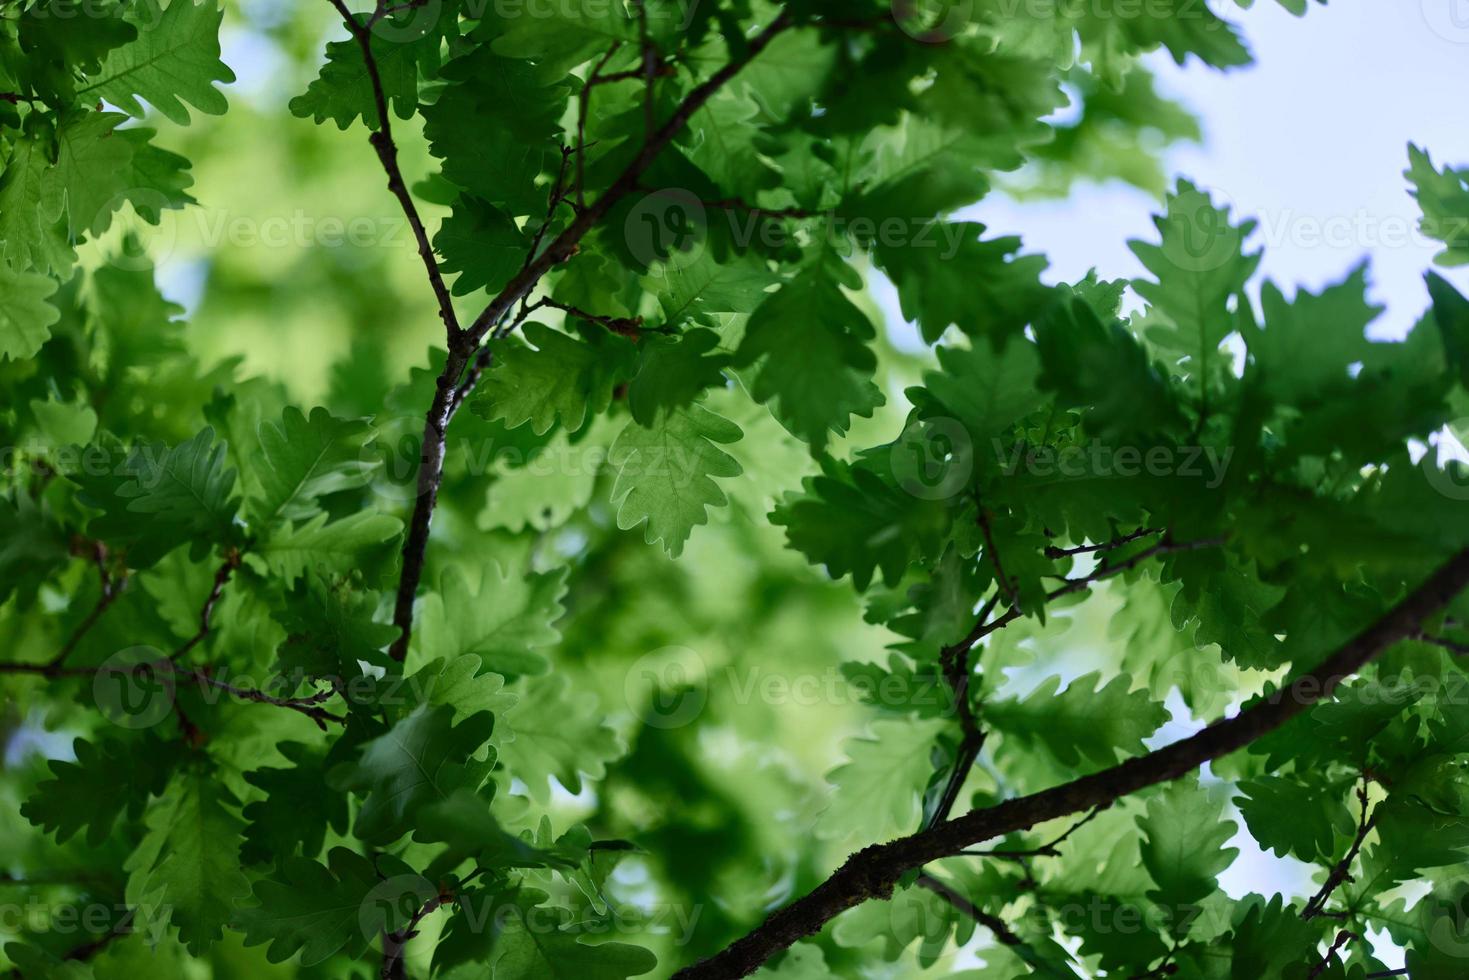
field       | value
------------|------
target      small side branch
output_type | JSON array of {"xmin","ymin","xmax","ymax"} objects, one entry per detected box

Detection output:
[
  {"xmin": 45, "ymin": 540, "xmax": 125, "ymax": 676},
  {"xmin": 1302, "ymin": 782, "xmax": 1375, "ymax": 921},
  {"xmin": 381, "ymin": 885, "xmax": 453, "ymax": 979},
  {"xmin": 915, "ymin": 872, "xmax": 1027, "ymax": 948},
  {"xmin": 1044, "ymin": 527, "xmax": 1163, "ymax": 559},
  {"xmin": 324, "ymin": 0, "xmax": 460, "ymax": 338},
  {"xmin": 169, "ymin": 552, "xmax": 240, "ymax": 663}
]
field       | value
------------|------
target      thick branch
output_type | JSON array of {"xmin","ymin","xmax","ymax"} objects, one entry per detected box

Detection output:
[
  {"xmin": 386, "ymin": 10, "xmax": 795, "ymax": 660},
  {"xmin": 671, "ymin": 547, "xmax": 1469, "ymax": 978}
]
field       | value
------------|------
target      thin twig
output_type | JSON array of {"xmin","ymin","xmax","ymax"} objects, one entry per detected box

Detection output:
[
  {"xmin": 381, "ymin": 885, "xmax": 452, "ymax": 979},
  {"xmin": 977, "ymin": 503, "xmax": 1019, "ymax": 608},
  {"xmin": 168, "ymin": 552, "xmax": 240, "ymax": 663},
  {"xmin": 535, "ymin": 296, "xmax": 647, "ymax": 337},
  {"xmin": 324, "ymin": 0, "xmax": 460, "ymax": 338},
  {"xmin": 1302, "ymin": 782, "xmax": 1376, "ymax": 921},
  {"xmin": 1307, "ymin": 930, "xmax": 1358, "ymax": 979},
  {"xmin": 1417, "ymin": 631, "xmax": 1469, "ymax": 656},
  {"xmin": 175, "ymin": 667, "xmax": 347, "ymax": 730},
  {"xmin": 961, "ymin": 534, "xmax": 1228, "ymax": 649},
  {"xmin": 961, "ymin": 806, "xmax": 1105, "ymax": 861},
  {"xmin": 576, "ymin": 42, "xmax": 624, "ymax": 211},
  {"xmin": 1044, "ymin": 527, "xmax": 1163, "ymax": 559},
  {"xmin": 915, "ymin": 872, "xmax": 1027, "ymax": 947},
  {"xmin": 44, "ymin": 541, "xmax": 125, "ymax": 675}
]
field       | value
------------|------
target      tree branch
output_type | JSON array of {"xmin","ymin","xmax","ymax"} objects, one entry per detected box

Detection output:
[
  {"xmin": 924, "ymin": 532, "xmax": 1213, "ymax": 830},
  {"xmin": 1307, "ymin": 930, "xmax": 1358, "ymax": 979},
  {"xmin": 670, "ymin": 547, "xmax": 1469, "ymax": 978},
  {"xmin": 168, "ymin": 551, "xmax": 240, "ymax": 663},
  {"xmin": 44, "ymin": 540, "xmax": 124, "ymax": 676},
  {"xmin": 381, "ymin": 884, "xmax": 452, "ymax": 979},
  {"xmin": 0, "ymin": 551, "xmax": 344, "ymax": 729},
  {"xmin": 1417, "ymin": 630, "xmax": 1469, "ymax": 656},
  {"xmin": 916, "ymin": 873, "xmax": 1080, "ymax": 978},
  {"xmin": 576, "ymin": 43, "xmax": 625, "ymax": 211},
  {"xmin": 914, "ymin": 872, "xmax": 1026, "ymax": 948},
  {"xmin": 960, "ymin": 806, "xmax": 1104, "ymax": 861},
  {"xmin": 386, "ymin": 9, "xmax": 795, "ymax": 661},
  {"xmin": 1044, "ymin": 527, "xmax": 1163, "ymax": 559},
  {"xmin": 1302, "ymin": 781, "xmax": 1375, "ymax": 921},
  {"xmin": 324, "ymin": 0, "xmax": 460, "ymax": 338}
]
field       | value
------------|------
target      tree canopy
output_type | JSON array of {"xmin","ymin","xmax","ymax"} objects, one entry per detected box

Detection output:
[{"xmin": 3, "ymin": 1, "xmax": 1469, "ymax": 978}]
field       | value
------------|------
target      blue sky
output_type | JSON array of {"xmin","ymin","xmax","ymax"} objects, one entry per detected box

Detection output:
[
  {"xmin": 955, "ymin": 6, "xmax": 1467, "ymax": 960},
  {"xmin": 963, "ymin": 1, "xmax": 1469, "ymax": 340}
]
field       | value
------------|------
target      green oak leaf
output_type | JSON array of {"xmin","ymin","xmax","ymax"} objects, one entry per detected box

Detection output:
[
  {"xmin": 608, "ymin": 402, "xmax": 744, "ymax": 557},
  {"xmin": 330, "ymin": 703, "xmax": 497, "ymax": 845},
  {"xmin": 80, "ymin": 0, "xmax": 235, "ymax": 124}
]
